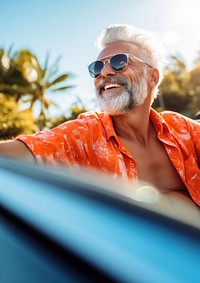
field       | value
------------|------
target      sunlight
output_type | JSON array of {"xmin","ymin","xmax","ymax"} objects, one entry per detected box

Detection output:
[
  {"xmin": 174, "ymin": 0, "xmax": 200, "ymax": 26},
  {"xmin": 1, "ymin": 53, "xmax": 10, "ymax": 70},
  {"xmin": 157, "ymin": 0, "xmax": 200, "ymax": 67},
  {"xmin": 24, "ymin": 66, "xmax": 38, "ymax": 82},
  {"xmin": 161, "ymin": 31, "xmax": 180, "ymax": 46}
]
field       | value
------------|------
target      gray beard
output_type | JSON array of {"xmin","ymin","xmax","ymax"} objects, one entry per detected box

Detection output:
[{"xmin": 95, "ymin": 74, "xmax": 148, "ymax": 116}]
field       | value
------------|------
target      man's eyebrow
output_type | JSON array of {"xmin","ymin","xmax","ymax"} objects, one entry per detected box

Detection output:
[
  {"xmin": 97, "ymin": 55, "xmax": 113, "ymax": 60},
  {"xmin": 97, "ymin": 54, "xmax": 113, "ymax": 60}
]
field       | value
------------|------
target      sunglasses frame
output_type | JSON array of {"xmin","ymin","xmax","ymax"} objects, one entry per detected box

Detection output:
[{"xmin": 88, "ymin": 53, "xmax": 153, "ymax": 78}]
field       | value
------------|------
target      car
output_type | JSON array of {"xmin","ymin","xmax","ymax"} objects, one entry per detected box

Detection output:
[{"xmin": 1, "ymin": 157, "xmax": 200, "ymax": 283}]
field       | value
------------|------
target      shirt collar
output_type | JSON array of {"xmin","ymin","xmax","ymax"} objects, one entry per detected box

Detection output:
[
  {"xmin": 101, "ymin": 108, "xmax": 170, "ymax": 141},
  {"xmin": 150, "ymin": 108, "xmax": 171, "ymax": 136},
  {"xmin": 101, "ymin": 112, "xmax": 118, "ymax": 141}
]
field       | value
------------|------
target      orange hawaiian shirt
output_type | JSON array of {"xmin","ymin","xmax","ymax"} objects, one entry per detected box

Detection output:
[{"xmin": 16, "ymin": 108, "xmax": 200, "ymax": 205}]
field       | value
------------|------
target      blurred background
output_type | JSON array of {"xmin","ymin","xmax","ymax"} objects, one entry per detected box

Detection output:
[{"xmin": 0, "ymin": 0, "xmax": 200, "ymax": 139}]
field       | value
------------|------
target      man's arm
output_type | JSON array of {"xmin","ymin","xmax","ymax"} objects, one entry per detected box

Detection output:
[{"xmin": 0, "ymin": 140, "xmax": 35, "ymax": 162}]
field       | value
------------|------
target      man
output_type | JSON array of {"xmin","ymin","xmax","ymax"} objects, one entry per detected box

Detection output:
[{"xmin": 0, "ymin": 24, "xmax": 200, "ymax": 208}]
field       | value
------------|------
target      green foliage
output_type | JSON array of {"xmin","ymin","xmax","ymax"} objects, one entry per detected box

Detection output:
[
  {"xmin": 187, "ymin": 63, "xmax": 200, "ymax": 114},
  {"xmin": 153, "ymin": 55, "xmax": 199, "ymax": 117},
  {"xmin": 0, "ymin": 93, "xmax": 36, "ymax": 140},
  {"xmin": 45, "ymin": 100, "xmax": 87, "ymax": 129},
  {"xmin": 0, "ymin": 48, "xmax": 31, "ymax": 101},
  {"xmin": 15, "ymin": 49, "xmax": 75, "ymax": 129},
  {"xmin": 0, "ymin": 48, "xmax": 75, "ymax": 130}
]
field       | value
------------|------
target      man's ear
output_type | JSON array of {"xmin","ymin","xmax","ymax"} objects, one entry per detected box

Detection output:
[{"xmin": 149, "ymin": 68, "xmax": 159, "ymax": 87}]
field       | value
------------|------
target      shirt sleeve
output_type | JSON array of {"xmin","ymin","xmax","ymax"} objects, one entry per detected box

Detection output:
[
  {"xmin": 16, "ymin": 119, "xmax": 89, "ymax": 166},
  {"xmin": 186, "ymin": 118, "xmax": 200, "ymax": 165}
]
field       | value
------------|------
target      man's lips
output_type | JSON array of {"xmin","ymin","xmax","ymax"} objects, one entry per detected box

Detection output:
[{"xmin": 101, "ymin": 83, "xmax": 124, "ymax": 91}]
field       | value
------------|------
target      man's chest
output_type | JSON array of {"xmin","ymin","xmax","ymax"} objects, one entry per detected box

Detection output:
[{"xmin": 117, "ymin": 136, "xmax": 186, "ymax": 191}]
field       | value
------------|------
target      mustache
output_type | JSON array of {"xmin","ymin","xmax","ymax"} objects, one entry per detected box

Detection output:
[{"xmin": 95, "ymin": 76, "xmax": 130, "ymax": 93}]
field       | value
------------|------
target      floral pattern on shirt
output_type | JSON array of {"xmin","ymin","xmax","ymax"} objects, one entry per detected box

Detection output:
[{"xmin": 16, "ymin": 108, "xmax": 200, "ymax": 205}]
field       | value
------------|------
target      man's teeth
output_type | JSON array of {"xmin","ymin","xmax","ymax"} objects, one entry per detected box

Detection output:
[{"xmin": 104, "ymin": 83, "xmax": 121, "ymax": 90}]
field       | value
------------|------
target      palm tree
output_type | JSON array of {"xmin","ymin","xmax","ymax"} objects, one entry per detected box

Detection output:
[
  {"xmin": 0, "ymin": 47, "xmax": 31, "ymax": 101},
  {"xmin": 13, "ymin": 49, "xmax": 74, "ymax": 129},
  {"xmin": 0, "ymin": 48, "xmax": 74, "ymax": 130}
]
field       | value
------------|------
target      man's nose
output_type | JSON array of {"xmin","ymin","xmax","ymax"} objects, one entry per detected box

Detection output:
[{"xmin": 100, "ymin": 60, "xmax": 116, "ymax": 77}]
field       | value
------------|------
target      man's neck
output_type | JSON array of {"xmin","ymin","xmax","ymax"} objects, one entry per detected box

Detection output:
[{"xmin": 112, "ymin": 105, "xmax": 152, "ymax": 145}]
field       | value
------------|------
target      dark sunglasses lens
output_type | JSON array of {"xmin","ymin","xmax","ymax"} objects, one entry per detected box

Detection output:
[
  {"xmin": 110, "ymin": 54, "xmax": 128, "ymax": 71},
  {"xmin": 88, "ymin": 61, "xmax": 104, "ymax": 78}
]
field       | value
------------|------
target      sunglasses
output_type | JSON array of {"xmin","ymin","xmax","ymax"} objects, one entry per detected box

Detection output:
[{"xmin": 88, "ymin": 53, "xmax": 153, "ymax": 78}]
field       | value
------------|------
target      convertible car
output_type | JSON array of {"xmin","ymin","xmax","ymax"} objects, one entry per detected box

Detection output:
[{"xmin": 1, "ymin": 157, "xmax": 200, "ymax": 282}]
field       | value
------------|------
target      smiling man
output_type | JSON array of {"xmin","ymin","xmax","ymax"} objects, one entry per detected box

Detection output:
[{"xmin": 0, "ymin": 24, "xmax": 200, "ymax": 208}]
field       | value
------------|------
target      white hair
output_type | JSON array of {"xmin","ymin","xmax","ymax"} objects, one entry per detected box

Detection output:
[{"xmin": 96, "ymin": 24, "xmax": 166, "ymax": 98}]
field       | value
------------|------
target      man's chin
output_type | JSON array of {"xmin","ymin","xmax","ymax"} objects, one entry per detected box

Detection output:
[{"xmin": 99, "ymin": 104, "xmax": 129, "ymax": 116}]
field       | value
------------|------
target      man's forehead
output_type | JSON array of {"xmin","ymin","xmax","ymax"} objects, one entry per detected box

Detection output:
[{"xmin": 97, "ymin": 41, "xmax": 140, "ymax": 59}]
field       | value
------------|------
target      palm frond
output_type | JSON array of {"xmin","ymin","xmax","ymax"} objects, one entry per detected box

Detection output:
[
  {"xmin": 45, "ymin": 55, "xmax": 62, "ymax": 80},
  {"xmin": 48, "ymin": 74, "xmax": 70, "ymax": 86},
  {"xmin": 42, "ymin": 51, "xmax": 50, "ymax": 79},
  {"xmin": 7, "ymin": 45, "xmax": 14, "ymax": 57},
  {"xmin": 51, "ymin": 85, "xmax": 74, "ymax": 92},
  {"xmin": 49, "ymin": 100, "xmax": 60, "ymax": 108}
]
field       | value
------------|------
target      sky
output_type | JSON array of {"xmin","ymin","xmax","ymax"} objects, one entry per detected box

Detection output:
[{"xmin": 1, "ymin": 0, "xmax": 200, "ymax": 114}]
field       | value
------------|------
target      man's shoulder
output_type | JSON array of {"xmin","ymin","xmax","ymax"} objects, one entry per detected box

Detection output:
[
  {"xmin": 159, "ymin": 110, "xmax": 184, "ymax": 118},
  {"xmin": 159, "ymin": 110, "xmax": 189, "ymax": 124},
  {"xmin": 57, "ymin": 111, "xmax": 110, "ymax": 131},
  {"xmin": 76, "ymin": 111, "xmax": 112, "ymax": 126},
  {"xmin": 158, "ymin": 110, "xmax": 200, "ymax": 132},
  {"xmin": 77, "ymin": 111, "xmax": 109, "ymax": 120}
]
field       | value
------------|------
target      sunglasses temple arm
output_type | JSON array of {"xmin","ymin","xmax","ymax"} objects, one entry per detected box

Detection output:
[{"xmin": 131, "ymin": 55, "xmax": 153, "ymax": 68}]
